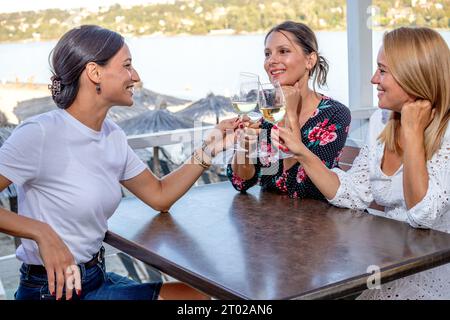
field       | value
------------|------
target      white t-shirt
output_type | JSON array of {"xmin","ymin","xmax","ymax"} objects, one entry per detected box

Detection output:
[{"xmin": 0, "ymin": 109, "xmax": 146, "ymax": 265}]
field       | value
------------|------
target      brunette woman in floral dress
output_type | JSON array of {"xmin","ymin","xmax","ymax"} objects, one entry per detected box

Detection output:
[{"xmin": 227, "ymin": 21, "xmax": 351, "ymax": 199}]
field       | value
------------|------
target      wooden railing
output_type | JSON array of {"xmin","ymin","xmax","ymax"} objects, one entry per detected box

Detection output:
[
  {"xmin": 127, "ymin": 125, "xmax": 214, "ymax": 150},
  {"xmin": 126, "ymin": 107, "xmax": 378, "ymax": 150}
]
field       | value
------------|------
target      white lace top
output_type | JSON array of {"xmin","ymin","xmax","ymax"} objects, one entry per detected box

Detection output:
[{"xmin": 329, "ymin": 112, "xmax": 450, "ymax": 299}]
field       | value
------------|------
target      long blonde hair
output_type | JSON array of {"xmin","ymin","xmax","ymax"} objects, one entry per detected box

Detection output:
[{"xmin": 378, "ymin": 27, "xmax": 450, "ymax": 160}]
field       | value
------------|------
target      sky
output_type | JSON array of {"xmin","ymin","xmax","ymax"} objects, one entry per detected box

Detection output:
[{"xmin": 0, "ymin": 0, "xmax": 172, "ymax": 13}]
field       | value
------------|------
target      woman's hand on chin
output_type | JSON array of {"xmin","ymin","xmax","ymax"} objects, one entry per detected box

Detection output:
[{"xmin": 401, "ymin": 99, "xmax": 435, "ymax": 139}]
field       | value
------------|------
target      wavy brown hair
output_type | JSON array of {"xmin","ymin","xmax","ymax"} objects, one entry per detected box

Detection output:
[{"xmin": 265, "ymin": 21, "xmax": 329, "ymax": 93}]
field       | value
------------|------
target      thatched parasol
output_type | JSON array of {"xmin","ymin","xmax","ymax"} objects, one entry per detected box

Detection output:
[
  {"xmin": 177, "ymin": 93, "xmax": 234, "ymax": 124},
  {"xmin": 0, "ymin": 125, "xmax": 15, "ymax": 146},
  {"xmin": 0, "ymin": 110, "xmax": 11, "ymax": 127},
  {"xmin": 0, "ymin": 125, "xmax": 18, "ymax": 219},
  {"xmin": 132, "ymin": 84, "xmax": 191, "ymax": 108},
  {"xmin": 118, "ymin": 109, "xmax": 194, "ymax": 136},
  {"xmin": 0, "ymin": 110, "xmax": 16, "ymax": 145},
  {"xmin": 13, "ymin": 85, "xmax": 191, "ymax": 123},
  {"xmin": 12, "ymin": 96, "xmax": 150, "ymax": 123},
  {"xmin": 118, "ymin": 109, "xmax": 194, "ymax": 176},
  {"xmin": 13, "ymin": 96, "xmax": 55, "ymax": 122}
]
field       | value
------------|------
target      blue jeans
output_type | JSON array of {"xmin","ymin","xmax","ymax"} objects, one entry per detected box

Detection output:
[{"xmin": 14, "ymin": 258, "xmax": 162, "ymax": 300}]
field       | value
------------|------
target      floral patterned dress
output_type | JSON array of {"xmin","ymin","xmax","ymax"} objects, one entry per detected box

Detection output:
[{"xmin": 227, "ymin": 96, "xmax": 351, "ymax": 200}]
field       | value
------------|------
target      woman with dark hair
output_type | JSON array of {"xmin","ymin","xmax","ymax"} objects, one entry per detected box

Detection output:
[
  {"xmin": 0, "ymin": 25, "xmax": 239, "ymax": 300},
  {"xmin": 228, "ymin": 21, "xmax": 351, "ymax": 200}
]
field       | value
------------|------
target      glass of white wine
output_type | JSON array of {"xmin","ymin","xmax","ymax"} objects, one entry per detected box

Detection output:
[
  {"xmin": 230, "ymin": 72, "xmax": 262, "ymax": 153},
  {"xmin": 231, "ymin": 72, "xmax": 262, "ymax": 122},
  {"xmin": 259, "ymin": 81, "xmax": 292, "ymax": 160}
]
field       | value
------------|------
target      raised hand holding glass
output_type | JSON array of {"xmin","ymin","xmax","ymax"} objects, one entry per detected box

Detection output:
[{"xmin": 259, "ymin": 81, "xmax": 292, "ymax": 160}]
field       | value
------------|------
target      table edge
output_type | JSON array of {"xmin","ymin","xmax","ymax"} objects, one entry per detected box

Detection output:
[
  {"xmin": 291, "ymin": 249, "xmax": 450, "ymax": 300},
  {"xmin": 104, "ymin": 231, "xmax": 250, "ymax": 300}
]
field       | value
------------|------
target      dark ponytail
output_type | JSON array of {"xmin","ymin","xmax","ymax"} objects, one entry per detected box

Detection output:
[
  {"xmin": 312, "ymin": 55, "xmax": 329, "ymax": 91},
  {"xmin": 265, "ymin": 21, "xmax": 329, "ymax": 92},
  {"xmin": 49, "ymin": 25, "xmax": 124, "ymax": 109}
]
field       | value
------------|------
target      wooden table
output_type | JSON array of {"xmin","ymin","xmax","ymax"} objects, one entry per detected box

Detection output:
[{"xmin": 105, "ymin": 182, "xmax": 450, "ymax": 299}]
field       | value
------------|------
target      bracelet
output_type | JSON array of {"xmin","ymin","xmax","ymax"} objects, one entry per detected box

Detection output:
[
  {"xmin": 201, "ymin": 140, "xmax": 214, "ymax": 158},
  {"xmin": 192, "ymin": 149, "xmax": 211, "ymax": 170}
]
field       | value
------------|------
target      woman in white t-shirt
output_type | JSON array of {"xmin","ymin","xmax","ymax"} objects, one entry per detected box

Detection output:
[
  {"xmin": 0, "ymin": 25, "xmax": 240, "ymax": 300},
  {"xmin": 272, "ymin": 27, "xmax": 450, "ymax": 299}
]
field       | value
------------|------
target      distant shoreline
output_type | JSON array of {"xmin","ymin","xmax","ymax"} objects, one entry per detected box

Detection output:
[
  {"xmin": 4, "ymin": 28, "xmax": 449, "ymax": 45},
  {"xmin": 0, "ymin": 82, "xmax": 49, "ymax": 89},
  {"xmin": 0, "ymin": 31, "xmax": 268, "ymax": 45}
]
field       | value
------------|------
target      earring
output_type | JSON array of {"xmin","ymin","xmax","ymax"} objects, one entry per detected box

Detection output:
[{"xmin": 96, "ymin": 83, "xmax": 101, "ymax": 94}]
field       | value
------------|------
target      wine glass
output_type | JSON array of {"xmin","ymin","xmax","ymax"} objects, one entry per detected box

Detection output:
[
  {"xmin": 230, "ymin": 72, "xmax": 262, "ymax": 153},
  {"xmin": 231, "ymin": 72, "xmax": 262, "ymax": 122},
  {"xmin": 259, "ymin": 81, "xmax": 292, "ymax": 160}
]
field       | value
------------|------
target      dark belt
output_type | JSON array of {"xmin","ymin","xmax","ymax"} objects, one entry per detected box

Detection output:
[{"xmin": 26, "ymin": 246, "xmax": 105, "ymax": 276}]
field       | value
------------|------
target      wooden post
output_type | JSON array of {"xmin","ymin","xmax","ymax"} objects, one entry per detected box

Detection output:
[{"xmin": 347, "ymin": 0, "xmax": 374, "ymax": 146}]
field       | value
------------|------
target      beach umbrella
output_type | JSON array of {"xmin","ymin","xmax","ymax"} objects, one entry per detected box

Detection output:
[
  {"xmin": 118, "ymin": 109, "xmax": 194, "ymax": 135},
  {"xmin": 13, "ymin": 85, "xmax": 190, "ymax": 123},
  {"xmin": 12, "ymin": 95, "xmax": 151, "ymax": 123},
  {"xmin": 0, "ymin": 125, "xmax": 18, "ymax": 224},
  {"xmin": 0, "ymin": 123, "xmax": 20, "ymax": 247},
  {"xmin": 132, "ymin": 85, "xmax": 191, "ymax": 108},
  {"xmin": 13, "ymin": 96, "xmax": 150, "ymax": 123},
  {"xmin": 0, "ymin": 110, "xmax": 16, "ymax": 145},
  {"xmin": 0, "ymin": 110, "xmax": 10, "ymax": 127},
  {"xmin": 94, "ymin": 85, "xmax": 193, "ymax": 122},
  {"xmin": 177, "ymin": 93, "xmax": 234, "ymax": 124},
  {"xmin": 107, "ymin": 105, "xmax": 150, "ymax": 123},
  {"xmin": 118, "ymin": 109, "xmax": 194, "ymax": 176},
  {"xmin": 109, "ymin": 85, "xmax": 191, "ymax": 123},
  {"xmin": 13, "ymin": 96, "xmax": 55, "ymax": 122},
  {"xmin": 0, "ymin": 125, "xmax": 15, "ymax": 145}
]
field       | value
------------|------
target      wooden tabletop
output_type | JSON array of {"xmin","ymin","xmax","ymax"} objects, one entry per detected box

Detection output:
[{"xmin": 105, "ymin": 182, "xmax": 450, "ymax": 300}]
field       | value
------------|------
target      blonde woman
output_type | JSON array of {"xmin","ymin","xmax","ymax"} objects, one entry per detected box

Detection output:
[{"xmin": 273, "ymin": 27, "xmax": 450, "ymax": 299}]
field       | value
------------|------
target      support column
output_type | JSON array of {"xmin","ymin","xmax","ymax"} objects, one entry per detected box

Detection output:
[{"xmin": 346, "ymin": 0, "xmax": 374, "ymax": 146}]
